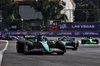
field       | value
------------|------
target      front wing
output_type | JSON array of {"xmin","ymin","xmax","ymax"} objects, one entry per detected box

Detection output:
[{"xmin": 28, "ymin": 48, "xmax": 64, "ymax": 53}]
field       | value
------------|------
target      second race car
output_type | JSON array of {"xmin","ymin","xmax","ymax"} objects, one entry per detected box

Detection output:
[{"xmin": 58, "ymin": 36, "xmax": 79, "ymax": 50}]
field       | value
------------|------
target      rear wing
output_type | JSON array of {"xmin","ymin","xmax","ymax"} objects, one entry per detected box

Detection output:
[{"xmin": 84, "ymin": 37, "xmax": 94, "ymax": 39}]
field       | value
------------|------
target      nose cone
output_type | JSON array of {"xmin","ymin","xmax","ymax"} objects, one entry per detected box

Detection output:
[{"xmin": 39, "ymin": 41, "xmax": 49, "ymax": 51}]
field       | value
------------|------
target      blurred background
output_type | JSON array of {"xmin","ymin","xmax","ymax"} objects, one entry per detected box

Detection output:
[{"xmin": 0, "ymin": 0, "xmax": 100, "ymax": 31}]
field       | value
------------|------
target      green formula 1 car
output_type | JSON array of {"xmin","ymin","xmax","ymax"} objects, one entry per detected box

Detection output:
[
  {"xmin": 81, "ymin": 37, "xmax": 99, "ymax": 44},
  {"xmin": 16, "ymin": 35, "xmax": 66, "ymax": 55}
]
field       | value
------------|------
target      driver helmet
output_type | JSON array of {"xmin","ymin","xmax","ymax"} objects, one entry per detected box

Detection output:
[
  {"xmin": 66, "ymin": 36, "xmax": 69, "ymax": 38},
  {"xmin": 37, "ymin": 33, "xmax": 42, "ymax": 37},
  {"xmin": 63, "ymin": 36, "xmax": 66, "ymax": 38}
]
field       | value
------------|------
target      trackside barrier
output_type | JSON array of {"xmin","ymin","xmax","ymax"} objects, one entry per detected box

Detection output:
[
  {"xmin": 0, "ymin": 31, "xmax": 100, "ymax": 37},
  {"xmin": 57, "ymin": 22, "xmax": 100, "ymax": 31}
]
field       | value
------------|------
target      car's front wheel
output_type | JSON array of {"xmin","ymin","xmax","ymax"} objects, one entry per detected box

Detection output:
[
  {"xmin": 72, "ymin": 47, "xmax": 77, "ymax": 50},
  {"xmin": 16, "ymin": 39, "xmax": 25, "ymax": 53},
  {"xmin": 16, "ymin": 43, "xmax": 21, "ymax": 53},
  {"xmin": 72, "ymin": 43, "xmax": 78, "ymax": 50}
]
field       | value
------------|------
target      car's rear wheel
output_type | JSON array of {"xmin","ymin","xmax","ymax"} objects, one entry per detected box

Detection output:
[
  {"xmin": 26, "ymin": 41, "xmax": 34, "ymax": 50},
  {"xmin": 56, "ymin": 41, "xmax": 66, "ymax": 52},
  {"xmin": 24, "ymin": 44, "xmax": 29, "ymax": 55}
]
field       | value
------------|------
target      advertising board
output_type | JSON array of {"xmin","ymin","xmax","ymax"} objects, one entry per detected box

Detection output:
[{"xmin": 57, "ymin": 23, "xmax": 100, "ymax": 31}]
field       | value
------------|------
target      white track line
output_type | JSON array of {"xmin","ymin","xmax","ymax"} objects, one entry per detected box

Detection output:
[{"xmin": 0, "ymin": 40, "xmax": 8, "ymax": 66}]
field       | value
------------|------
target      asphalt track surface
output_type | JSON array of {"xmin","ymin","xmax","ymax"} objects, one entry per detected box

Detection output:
[
  {"xmin": 1, "ymin": 37, "xmax": 100, "ymax": 66},
  {"xmin": 0, "ymin": 42, "xmax": 6, "ymax": 51}
]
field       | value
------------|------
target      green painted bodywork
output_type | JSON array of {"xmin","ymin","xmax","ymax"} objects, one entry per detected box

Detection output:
[
  {"xmin": 84, "ymin": 37, "xmax": 98, "ymax": 43},
  {"xmin": 25, "ymin": 35, "xmax": 35, "ymax": 38}
]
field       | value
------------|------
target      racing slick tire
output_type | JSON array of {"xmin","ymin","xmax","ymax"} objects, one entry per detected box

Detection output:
[
  {"xmin": 93, "ymin": 39, "xmax": 99, "ymax": 44},
  {"xmin": 96, "ymin": 40, "xmax": 99, "ymax": 44},
  {"xmin": 77, "ymin": 41, "xmax": 79, "ymax": 47},
  {"xmin": 72, "ymin": 43, "xmax": 78, "ymax": 50},
  {"xmin": 72, "ymin": 47, "xmax": 77, "ymax": 50},
  {"xmin": 57, "ymin": 52, "xmax": 64, "ymax": 55},
  {"xmin": 26, "ymin": 41, "xmax": 34, "ymax": 50},
  {"xmin": 24, "ymin": 41, "xmax": 34, "ymax": 55},
  {"xmin": 81, "ymin": 40, "xmax": 85, "ymax": 44},
  {"xmin": 16, "ymin": 39, "xmax": 25, "ymax": 53},
  {"xmin": 24, "ymin": 44, "xmax": 29, "ymax": 55},
  {"xmin": 56, "ymin": 41, "xmax": 66, "ymax": 52}
]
